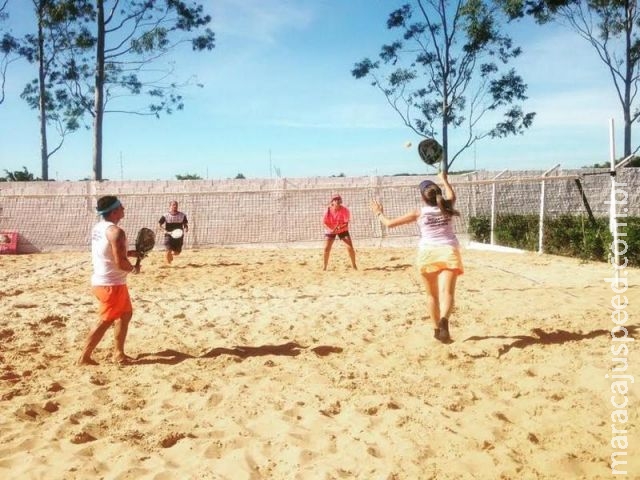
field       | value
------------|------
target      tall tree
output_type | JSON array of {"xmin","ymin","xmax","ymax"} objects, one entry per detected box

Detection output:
[
  {"xmin": 19, "ymin": 0, "xmax": 92, "ymax": 180},
  {"xmin": 501, "ymin": 0, "xmax": 640, "ymax": 157},
  {"xmin": 352, "ymin": 0, "xmax": 535, "ymax": 171},
  {"xmin": 0, "ymin": 0, "xmax": 17, "ymax": 106},
  {"xmin": 60, "ymin": 0, "xmax": 215, "ymax": 180}
]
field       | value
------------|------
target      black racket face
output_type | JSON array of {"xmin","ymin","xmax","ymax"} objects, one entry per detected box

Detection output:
[
  {"xmin": 135, "ymin": 227, "xmax": 156, "ymax": 255},
  {"xmin": 418, "ymin": 138, "xmax": 443, "ymax": 166}
]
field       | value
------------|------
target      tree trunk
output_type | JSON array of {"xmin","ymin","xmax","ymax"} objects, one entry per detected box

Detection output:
[
  {"xmin": 37, "ymin": 3, "xmax": 48, "ymax": 181},
  {"xmin": 624, "ymin": 108, "xmax": 631, "ymax": 158},
  {"xmin": 92, "ymin": 0, "xmax": 105, "ymax": 181},
  {"xmin": 442, "ymin": 103, "xmax": 448, "ymax": 173},
  {"xmin": 623, "ymin": 5, "xmax": 633, "ymax": 158}
]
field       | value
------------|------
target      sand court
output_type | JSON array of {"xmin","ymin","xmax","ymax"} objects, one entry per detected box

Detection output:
[{"xmin": 0, "ymin": 246, "xmax": 638, "ymax": 479}]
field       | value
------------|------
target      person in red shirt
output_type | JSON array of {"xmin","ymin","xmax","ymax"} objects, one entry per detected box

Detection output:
[{"xmin": 323, "ymin": 195, "xmax": 357, "ymax": 270}]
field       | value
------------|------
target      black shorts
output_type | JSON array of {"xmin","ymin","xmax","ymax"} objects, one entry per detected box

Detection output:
[
  {"xmin": 325, "ymin": 231, "xmax": 350, "ymax": 240},
  {"xmin": 163, "ymin": 234, "xmax": 184, "ymax": 253}
]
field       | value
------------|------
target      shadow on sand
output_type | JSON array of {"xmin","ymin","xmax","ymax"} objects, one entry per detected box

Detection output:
[
  {"xmin": 135, "ymin": 341, "xmax": 343, "ymax": 365},
  {"xmin": 464, "ymin": 325, "xmax": 638, "ymax": 358}
]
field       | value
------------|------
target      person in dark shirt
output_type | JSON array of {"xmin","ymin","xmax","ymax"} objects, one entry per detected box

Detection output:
[{"xmin": 158, "ymin": 200, "xmax": 189, "ymax": 264}]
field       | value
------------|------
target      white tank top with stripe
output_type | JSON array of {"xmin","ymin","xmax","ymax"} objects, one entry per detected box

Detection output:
[{"xmin": 91, "ymin": 220, "xmax": 127, "ymax": 286}]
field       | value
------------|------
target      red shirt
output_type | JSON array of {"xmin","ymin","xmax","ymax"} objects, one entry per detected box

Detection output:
[{"xmin": 324, "ymin": 206, "xmax": 350, "ymax": 234}]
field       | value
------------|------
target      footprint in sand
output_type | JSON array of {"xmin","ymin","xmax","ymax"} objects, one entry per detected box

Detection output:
[
  {"xmin": 159, "ymin": 432, "xmax": 186, "ymax": 448},
  {"xmin": 40, "ymin": 314, "xmax": 68, "ymax": 329},
  {"xmin": 1, "ymin": 370, "xmax": 21, "ymax": 383},
  {"xmin": 48, "ymin": 382, "xmax": 64, "ymax": 392},
  {"xmin": 0, "ymin": 328, "xmax": 15, "ymax": 341},
  {"xmin": 43, "ymin": 401, "xmax": 59, "ymax": 413},
  {"xmin": 366, "ymin": 445, "xmax": 383, "ymax": 458},
  {"xmin": 207, "ymin": 392, "xmax": 223, "ymax": 407},
  {"xmin": 15, "ymin": 402, "xmax": 58, "ymax": 421},
  {"xmin": 0, "ymin": 289, "xmax": 23, "ymax": 299},
  {"xmin": 71, "ymin": 432, "xmax": 97, "ymax": 444},
  {"xmin": 364, "ymin": 406, "xmax": 379, "ymax": 415},
  {"xmin": 68, "ymin": 409, "xmax": 97, "ymax": 425},
  {"xmin": 319, "ymin": 400, "xmax": 341, "ymax": 417},
  {"xmin": 1, "ymin": 388, "xmax": 23, "ymax": 401},
  {"xmin": 89, "ymin": 375, "xmax": 108, "ymax": 386}
]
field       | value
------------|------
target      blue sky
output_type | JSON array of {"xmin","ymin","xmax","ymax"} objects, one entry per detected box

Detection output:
[{"xmin": 0, "ymin": 0, "xmax": 626, "ymax": 181}]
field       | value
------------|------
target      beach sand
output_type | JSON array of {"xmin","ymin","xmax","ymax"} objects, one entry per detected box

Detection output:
[{"xmin": 1, "ymin": 246, "xmax": 638, "ymax": 479}]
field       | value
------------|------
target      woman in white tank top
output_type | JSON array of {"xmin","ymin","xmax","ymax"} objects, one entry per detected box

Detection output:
[{"xmin": 370, "ymin": 171, "xmax": 463, "ymax": 343}]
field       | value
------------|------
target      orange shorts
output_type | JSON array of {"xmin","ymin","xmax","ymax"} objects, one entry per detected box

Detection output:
[
  {"xmin": 416, "ymin": 245, "xmax": 464, "ymax": 275},
  {"xmin": 92, "ymin": 285, "xmax": 132, "ymax": 322}
]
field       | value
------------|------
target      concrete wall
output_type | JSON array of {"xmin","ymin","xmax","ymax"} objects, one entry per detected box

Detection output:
[{"xmin": 1, "ymin": 168, "xmax": 638, "ymax": 253}]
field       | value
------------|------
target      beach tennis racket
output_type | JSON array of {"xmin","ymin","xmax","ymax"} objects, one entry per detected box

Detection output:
[
  {"xmin": 418, "ymin": 138, "xmax": 443, "ymax": 167},
  {"xmin": 169, "ymin": 229, "xmax": 184, "ymax": 239},
  {"xmin": 134, "ymin": 227, "xmax": 156, "ymax": 268}
]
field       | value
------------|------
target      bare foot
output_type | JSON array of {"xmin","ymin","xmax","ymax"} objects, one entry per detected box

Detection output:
[
  {"xmin": 77, "ymin": 357, "xmax": 99, "ymax": 366},
  {"xmin": 113, "ymin": 354, "xmax": 135, "ymax": 365}
]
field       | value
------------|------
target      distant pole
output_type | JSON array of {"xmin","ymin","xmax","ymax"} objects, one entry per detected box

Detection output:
[
  {"xmin": 609, "ymin": 118, "xmax": 620, "ymax": 284},
  {"xmin": 269, "ymin": 149, "xmax": 272, "ymax": 178},
  {"xmin": 490, "ymin": 170, "xmax": 507, "ymax": 245},
  {"xmin": 473, "ymin": 143, "xmax": 477, "ymax": 171},
  {"xmin": 538, "ymin": 163, "xmax": 560, "ymax": 254},
  {"xmin": 120, "ymin": 152, "xmax": 123, "ymax": 180}
]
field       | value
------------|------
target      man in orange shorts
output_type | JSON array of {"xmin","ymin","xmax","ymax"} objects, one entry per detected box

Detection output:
[{"xmin": 78, "ymin": 195, "xmax": 142, "ymax": 365}]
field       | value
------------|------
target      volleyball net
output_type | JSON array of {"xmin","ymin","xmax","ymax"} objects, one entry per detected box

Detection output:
[{"xmin": 0, "ymin": 170, "xmax": 636, "ymax": 255}]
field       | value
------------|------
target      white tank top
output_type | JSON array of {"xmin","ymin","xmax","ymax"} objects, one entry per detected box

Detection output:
[
  {"xmin": 417, "ymin": 205, "xmax": 459, "ymax": 247},
  {"xmin": 91, "ymin": 220, "xmax": 127, "ymax": 286}
]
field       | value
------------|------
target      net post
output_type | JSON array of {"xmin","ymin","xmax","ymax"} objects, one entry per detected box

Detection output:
[
  {"xmin": 538, "ymin": 164, "xmax": 560, "ymax": 254},
  {"xmin": 490, "ymin": 170, "xmax": 508, "ymax": 245},
  {"xmin": 608, "ymin": 118, "xmax": 620, "ymax": 284},
  {"xmin": 370, "ymin": 175, "xmax": 384, "ymax": 245}
]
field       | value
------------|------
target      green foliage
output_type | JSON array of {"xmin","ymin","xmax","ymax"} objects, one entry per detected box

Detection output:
[
  {"xmin": 66, "ymin": 0, "xmax": 215, "ymax": 120},
  {"xmin": 352, "ymin": 0, "xmax": 535, "ymax": 172},
  {"xmin": 468, "ymin": 213, "xmax": 640, "ymax": 266},
  {"xmin": 497, "ymin": 0, "xmax": 569, "ymax": 23},
  {"xmin": 1, "ymin": 2, "xmax": 18, "ymax": 106},
  {"xmin": 175, "ymin": 173, "xmax": 202, "ymax": 180},
  {"xmin": 503, "ymin": 0, "xmax": 640, "ymax": 158},
  {"xmin": 13, "ymin": 0, "xmax": 95, "ymax": 180},
  {"xmin": 234, "ymin": 173, "xmax": 246, "ymax": 179},
  {"xmin": 12, "ymin": 1, "xmax": 215, "ymax": 180},
  {"xmin": 468, "ymin": 214, "xmax": 538, "ymax": 250},
  {"xmin": 2, "ymin": 166, "xmax": 40, "ymax": 181},
  {"xmin": 543, "ymin": 215, "xmax": 609, "ymax": 262},
  {"xmin": 495, "ymin": 214, "xmax": 539, "ymax": 251},
  {"xmin": 585, "ymin": 156, "xmax": 640, "ymax": 168},
  {"xmin": 468, "ymin": 216, "xmax": 491, "ymax": 243},
  {"xmin": 617, "ymin": 216, "xmax": 640, "ymax": 268}
]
